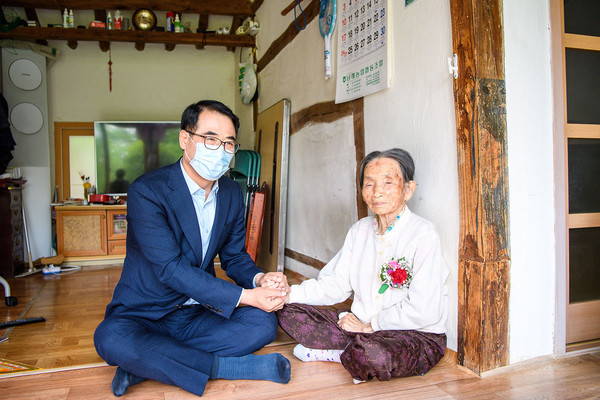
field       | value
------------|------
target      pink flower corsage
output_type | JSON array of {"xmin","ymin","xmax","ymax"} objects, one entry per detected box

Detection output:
[{"xmin": 379, "ymin": 257, "xmax": 413, "ymax": 294}]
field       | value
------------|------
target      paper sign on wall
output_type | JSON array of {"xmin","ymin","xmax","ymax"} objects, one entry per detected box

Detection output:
[{"xmin": 335, "ymin": 0, "xmax": 390, "ymax": 103}]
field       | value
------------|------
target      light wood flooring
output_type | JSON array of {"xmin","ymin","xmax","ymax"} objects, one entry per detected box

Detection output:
[{"xmin": 1, "ymin": 265, "xmax": 600, "ymax": 399}]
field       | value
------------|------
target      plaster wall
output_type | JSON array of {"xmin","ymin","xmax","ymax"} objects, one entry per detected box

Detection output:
[
  {"xmin": 46, "ymin": 42, "xmax": 245, "ymax": 142},
  {"xmin": 256, "ymin": 4, "xmax": 337, "ymax": 113},
  {"xmin": 286, "ymin": 116, "xmax": 358, "ymax": 263},
  {"xmin": 504, "ymin": 0, "xmax": 556, "ymax": 363}
]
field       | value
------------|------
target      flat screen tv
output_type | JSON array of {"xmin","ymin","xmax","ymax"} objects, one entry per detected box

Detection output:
[{"xmin": 94, "ymin": 121, "xmax": 182, "ymax": 196}]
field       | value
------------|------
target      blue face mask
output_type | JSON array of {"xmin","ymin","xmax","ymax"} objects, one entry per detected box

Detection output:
[{"xmin": 185, "ymin": 134, "xmax": 233, "ymax": 181}]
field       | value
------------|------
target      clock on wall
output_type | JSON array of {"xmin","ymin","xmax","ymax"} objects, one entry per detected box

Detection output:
[
  {"xmin": 9, "ymin": 58, "xmax": 42, "ymax": 91},
  {"xmin": 132, "ymin": 9, "xmax": 157, "ymax": 31},
  {"xmin": 10, "ymin": 102, "xmax": 44, "ymax": 134},
  {"xmin": 7, "ymin": 57, "xmax": 44, "ymax": 134}
]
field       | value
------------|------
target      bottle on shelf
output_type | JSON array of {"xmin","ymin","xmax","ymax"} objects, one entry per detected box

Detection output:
[
  {"xmin": 68, "ymin": 10, "xmax": 74, "ymax": 28},
  {"xmin": 114, "ymin": 10, "xmax": 122, "ymax": 30},
  {"xmin": 166, "ymin": 12, "xmax": 174, "ymax": 32},
  {"xmin": 174, "ymin": 14, "xmax": 181, "ymax": 33},
  {"xmin": 107, "ymin": 11, "xmax": 113, "ymax": 30},
  {"xmin": 62, "ymin": 9, "xmax": 68, "ymax": 28},
  {"xmin": 83, "ymin": 178, "xmax": 91, "ymax": 199}
]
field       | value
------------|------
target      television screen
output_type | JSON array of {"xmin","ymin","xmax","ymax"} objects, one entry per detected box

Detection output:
[{"xmin": 94, "ymin": 121, "xmax": 182, "ymax": 195}]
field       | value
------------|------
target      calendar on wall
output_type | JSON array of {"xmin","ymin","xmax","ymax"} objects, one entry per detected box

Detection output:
[{"xmin": 335, "ymin": 0, "xmax": 390, "ymax": 103}]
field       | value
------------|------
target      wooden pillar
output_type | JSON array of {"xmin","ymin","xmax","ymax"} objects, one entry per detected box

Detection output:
[{"xmin": 449, "ymin": 0, "xmax": 510, "ymax": 374}]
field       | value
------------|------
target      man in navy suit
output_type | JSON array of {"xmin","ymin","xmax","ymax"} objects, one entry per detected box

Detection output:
[{"xmin": 94, "ymin": 100, "xmax": 291, "ymax": 397}]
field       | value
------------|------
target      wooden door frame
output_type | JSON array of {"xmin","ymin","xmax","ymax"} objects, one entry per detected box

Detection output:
[
  {"xmin": 54, "ymin": 122, "xmax": 94, "ymax": 202},
  {"xmin": 550, "ymin": 0, "xmax": 600, "ymax": 351},
  {"xmin": 549, "ymin": 0, "xmax": 568, "ymax": 357}
]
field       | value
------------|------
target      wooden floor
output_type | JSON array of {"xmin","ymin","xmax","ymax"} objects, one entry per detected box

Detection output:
[{"xmin": 1, "ymin": 265, "xmax": 600, "ymax": 399}]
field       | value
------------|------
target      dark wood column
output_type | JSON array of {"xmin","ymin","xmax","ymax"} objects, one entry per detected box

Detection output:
[{"xmin": 449, "ymin": 0, "xmax": 510, "ymax": 374}]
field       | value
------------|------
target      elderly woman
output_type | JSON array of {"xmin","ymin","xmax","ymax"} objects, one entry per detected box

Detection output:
[{"xmin": 276, "ymin": 148, "xmax": 448, "ymax": 383}]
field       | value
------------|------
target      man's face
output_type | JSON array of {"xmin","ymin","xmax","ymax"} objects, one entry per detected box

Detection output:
[{"xmin": 179, "ymin": 110, "xmax": 237, "ymax": 160}]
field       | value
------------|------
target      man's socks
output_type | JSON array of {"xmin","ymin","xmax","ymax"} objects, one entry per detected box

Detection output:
[
  {"xmin": 293, "ymin": 344, "xmax": 343, "ymax": 363},
  {"xmin": 210, "ymin": 353, "xmax": 291, "ymax": 384},
  {"xmin": 111, "ymin": 367, "xmax": 147, "ymax": 397}
]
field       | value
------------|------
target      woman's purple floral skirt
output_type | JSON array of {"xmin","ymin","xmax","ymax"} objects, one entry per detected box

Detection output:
[{"xmin": 277, "ymin": 303, "xmax": 446, "ymax": 382}]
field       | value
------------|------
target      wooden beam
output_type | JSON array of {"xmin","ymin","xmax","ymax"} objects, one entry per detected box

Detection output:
[
  {"xmin": 0, "ymin": 26, "xmax": 255, "ymax": 48},
  {"xmin": 195, "ymin": 14, "xmax": 210, "ymax": 50},
  {"xmin": 284, "ymin": 248, "xmax": 326, "ymax": 270},
  {"xmin": 1, "ymin": 1, "xmax": 255, "ymax": 16},
  {"xmin": 450, "ymin": 0, "xmax": 510, "ymax": 374},
  {"xmin": 282, "ymin": 0, "xmax": 307, "ymax": 16},
  {"xmin": 227, "ymin": 17, "xmax": 244, "ymax": 52},
  {"xmin": 257, "ymin": 0, "xmax": 319, "ymax": 73}
]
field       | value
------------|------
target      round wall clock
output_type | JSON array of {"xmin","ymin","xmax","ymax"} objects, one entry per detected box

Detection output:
[
  {"xmin": 10, "ymin": 102, "xmax": 44, "ymax": 134},
  {"xmin": 9, "ymin": 58, "xmax": 42, "ymax": 91},
  {"xmin": 132, "ymin": 9, "xmax": 157, "ymax": 31}
]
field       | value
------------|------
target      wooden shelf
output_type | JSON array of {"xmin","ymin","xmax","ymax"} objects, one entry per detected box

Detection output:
[
  {"xmin": 1, "ymin": 1, "xmax": 257, "ymax": 16},
  {"xmin": 0, "ymin": 26, "xmax": 255, "ymax": 51},
  {"xmin": 0, "ymin": 0, "xmax": 260, "ymax": 51}
]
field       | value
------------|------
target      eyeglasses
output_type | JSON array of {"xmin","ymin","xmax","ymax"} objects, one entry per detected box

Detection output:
[{"xmin": 185, "ymin": 130, "xmax": 240, "ymax": 154}]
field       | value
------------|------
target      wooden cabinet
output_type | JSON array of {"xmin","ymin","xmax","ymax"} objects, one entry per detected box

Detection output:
[
  {"xmin": 107, "ymin": 209, "xmax": 127, "ymax": 255},
  {"xmin": 0, "ymin": 183, "xmax": 25, "ymax": 278},
  {"xmin": 55, "ymin": 205, "xmax": 127, "ymax": 259}
]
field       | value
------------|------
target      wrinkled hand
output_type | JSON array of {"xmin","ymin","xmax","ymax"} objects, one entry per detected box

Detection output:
[
  {"xmin": 258, "ymin": 272, "xmax": 290, "ymax": 294},
  {"xmin": 240, "ymin": 287, "xmax": 288, "ymax": 312},
  {"xmin": 337, "ymin": 312, "xmax": 373, "ymax": 333}
]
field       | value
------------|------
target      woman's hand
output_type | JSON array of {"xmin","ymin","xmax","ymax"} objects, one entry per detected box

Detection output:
[{"xmin": 337, "ymin": 312, "xmax": 374, "ymax": 333}]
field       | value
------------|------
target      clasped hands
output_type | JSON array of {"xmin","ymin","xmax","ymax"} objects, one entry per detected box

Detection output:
[{"xmin": 239, "ymin": 272, "xmax": 290, "ymax": 312}]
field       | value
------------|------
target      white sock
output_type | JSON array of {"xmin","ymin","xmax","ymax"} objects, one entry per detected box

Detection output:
[
  {"xmin": 353, "ymin": 378, "xmax": 366, "ymax": 384},
  {"xmin": 293, "ymin": 344, "xmax": 342, "ymax": 363}
]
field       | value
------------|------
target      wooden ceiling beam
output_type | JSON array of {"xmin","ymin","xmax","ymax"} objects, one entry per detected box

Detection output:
[
  {"xmin": 0, "ymin": 26, "xmax": 255, "ymax": 48},
  {"xmin": 1, "ymin": 1, "xmax": 255, "ymax": 16}
]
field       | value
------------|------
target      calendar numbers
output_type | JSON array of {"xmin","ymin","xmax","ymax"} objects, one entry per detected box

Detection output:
[{"xmin": 339, "ymin": 0, "xmax": 387, "ymax": 64}]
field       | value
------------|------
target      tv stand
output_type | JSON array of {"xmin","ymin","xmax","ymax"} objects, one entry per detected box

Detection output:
[{"xmin": 55, "ymin": 204, "xmax": 127, "ymax": 261}]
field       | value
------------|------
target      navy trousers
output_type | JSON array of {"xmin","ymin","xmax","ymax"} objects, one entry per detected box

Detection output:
[{"xmin": 94, "ymin": 305, "xmax": 278, "ymax": 396}]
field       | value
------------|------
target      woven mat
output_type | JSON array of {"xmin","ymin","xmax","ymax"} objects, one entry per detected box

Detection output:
[{"xmin": 0, "ymin": 358, "xmax": 39, "ymax": 375}]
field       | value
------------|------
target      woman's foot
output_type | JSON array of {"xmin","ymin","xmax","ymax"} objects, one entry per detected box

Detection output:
[{"xmin": 292, "ymin": 344, "xmax": 342, "ymax": 363}]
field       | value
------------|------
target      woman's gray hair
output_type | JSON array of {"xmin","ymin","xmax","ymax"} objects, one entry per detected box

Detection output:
[{"xmin": 358, "ymin": 148, "xmax": 415, "ymax": 188}]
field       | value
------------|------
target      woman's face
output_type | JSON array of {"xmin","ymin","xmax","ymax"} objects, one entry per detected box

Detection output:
[{"xmin": 361, "ymin": 157, "xmax": 416, "ymax": 220}]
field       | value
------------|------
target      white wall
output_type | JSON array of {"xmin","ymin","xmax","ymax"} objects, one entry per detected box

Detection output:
[
  {"xmin": 257, "ymin": 0, "xmax": 459, "ymax": 351},
  {"xmin": 504, "ymin": 0, "xmax": 556, "ymax": 363},
  {"xmin": 46, "ymin": 42, "xmax": 242, "ymax": 135}
]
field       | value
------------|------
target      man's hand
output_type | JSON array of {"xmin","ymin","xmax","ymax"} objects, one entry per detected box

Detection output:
[
  {"xmin": 257, "ymin": 272, "xmax": 290, "ymax": 294},
  {"xmin": 337, "ymin": 312, "xmax": 373, "ymax": 333},
  {"xmin": 240, "ymin": 287, "xmax": 288, "ymax": 312}
]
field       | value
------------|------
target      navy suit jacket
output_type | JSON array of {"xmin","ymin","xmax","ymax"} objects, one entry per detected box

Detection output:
[{"xmin": 105, "ymin": 160, "xmax": 262, "ymax": 321}]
